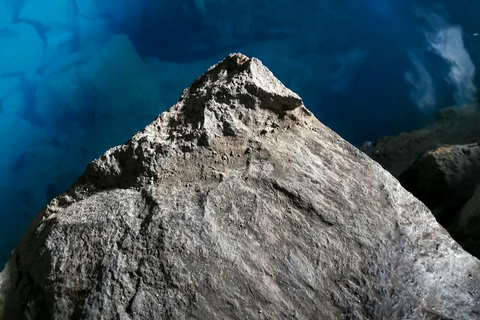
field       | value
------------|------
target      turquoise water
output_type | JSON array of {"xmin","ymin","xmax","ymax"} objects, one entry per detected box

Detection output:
[{"xmin": 0, "ymin": 0, "xmax": 479, "ymax": 264}]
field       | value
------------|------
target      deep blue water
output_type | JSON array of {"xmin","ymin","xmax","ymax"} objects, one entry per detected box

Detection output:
[{"xmin": 0, "ymin": 0, "xmax": 479, "ymax": 265}]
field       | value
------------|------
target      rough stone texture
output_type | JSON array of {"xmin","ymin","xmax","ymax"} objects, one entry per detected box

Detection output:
[
  {"xmin": 361, "ymin": 109, "xmax": 480, "ymax": 259},
  {"xmin": 1, "ymin": 54, "xmax": 480, "ymax": 319}
]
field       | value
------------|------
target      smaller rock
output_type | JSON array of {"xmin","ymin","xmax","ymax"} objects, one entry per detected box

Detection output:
[
  {"xmin": 450, "ymin": 185, "xmax": 480, "ymax": 257},
  {"xmin": 399, "ymin": 144, "xmax": 480, "ymax": 226}
]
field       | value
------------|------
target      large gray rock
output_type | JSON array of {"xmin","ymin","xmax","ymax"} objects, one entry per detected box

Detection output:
[{"xmin": 1, "ymin": 53, "xmax": 480, "ymax": 319}]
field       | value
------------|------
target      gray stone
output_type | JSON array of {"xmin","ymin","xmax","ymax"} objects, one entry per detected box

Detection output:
[{"xmin": 1, "ymin": 53, "xmax": 480, "ymax": 319}]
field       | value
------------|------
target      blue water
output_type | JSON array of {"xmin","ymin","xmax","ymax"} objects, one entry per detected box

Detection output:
[{"xmin": 0, "ymin": 0, "xmax": 479, "ymax": 265}]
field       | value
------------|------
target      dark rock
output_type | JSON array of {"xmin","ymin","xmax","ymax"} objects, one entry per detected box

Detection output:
[
  {"xmin": 397, "ymin": 144, "xmax": 480, "ymax": 258},
  {"xmin": 399, "ymin": 144, "xmax": 480, "ymax": 223},
  {"xmin": 1, "ymin": 54, "xmax": 479, "ymax": 320},
  {"xmin": 450, "ymin": 185, "xmax": 480, "ymax": 258},
  {"xmin": 360, "ymin": 106, "xmax": 480, "ymax": 177},
  {"xmin": 361, "ymin": 108, "xmax": 480, "ymax": 259}
]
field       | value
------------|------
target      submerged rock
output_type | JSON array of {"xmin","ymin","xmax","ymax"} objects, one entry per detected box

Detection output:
[{"xmin": 1, "ymin": 54, "xmax": 479, "ymax": 319}]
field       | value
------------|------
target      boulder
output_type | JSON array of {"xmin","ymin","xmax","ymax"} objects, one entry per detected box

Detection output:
[
  {"xmin": 399, "ymin": 144, "xmax": 480, "ymax": 226},
  {"xmin": 1, "ymin": 54, "xmax": 479, "ymax": 319},
  {"xmin": 360, "ymin": 106, "xmax": 480, "ymax": 178},
  {"xmin": 361, "ymin": 107, "xmax": 480, "ymax": 259}
]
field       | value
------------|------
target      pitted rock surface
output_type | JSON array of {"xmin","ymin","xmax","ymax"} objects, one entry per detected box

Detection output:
[{"xmin": 1, "ymin": 54, "xmax": 480, "ymax": 320}]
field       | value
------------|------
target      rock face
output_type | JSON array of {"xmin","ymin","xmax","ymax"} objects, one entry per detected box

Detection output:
[
  {"xmin": 1, "ymin": 54, "xmax": 480, "ymax": 319},
  {"xmin": 361, "ymin": 109, "xmax": 480, "ymax": 259}
]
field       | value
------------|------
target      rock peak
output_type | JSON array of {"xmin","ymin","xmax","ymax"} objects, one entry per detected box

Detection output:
[
  {"xmin": 182, "ymin": 53, "xmax": 303, "ymax": 114},
  {"xmin": 135, "ymin": 53, "xmax": 308, "ymax": 154},
  {"xmin": 207, "ymin": 53, "xmax": 250, "ymax": 73}
]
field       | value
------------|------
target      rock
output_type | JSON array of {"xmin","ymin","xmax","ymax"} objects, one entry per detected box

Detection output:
[
  {"xmin": 361, "ymin": 108, "xmax": 480, "ymax": 259},
  {"xmin": 360, "ymin": 106, "xmax": 480, "ymax": 178},
  {"xmin": 450, "ymin": 185, "xmax": 480, "ymax": 258},
  {"xmin": 397, "ymin": 144, "xmax": 480, "ymax": 258},
  {"xmin": 399, "ymin": 144, "xmax": 480, "ymax": 224},
  {"xmin": 1, "ymin": 53, "xmax": 479, "ymax": 319}
]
